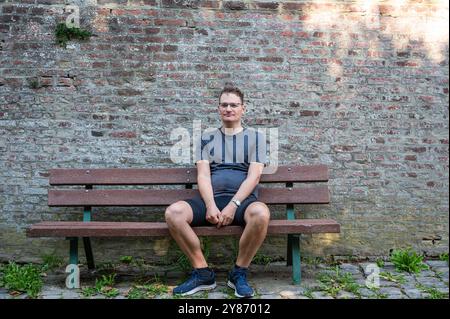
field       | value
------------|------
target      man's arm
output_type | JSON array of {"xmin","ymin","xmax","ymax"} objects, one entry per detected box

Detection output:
[
  {"xmin": 196, "ymin": 160, "xmax": 215, "ymax": 209},
  {"xmin": 231, "ymin": 162, "xmax": 265, "ymax": 203},
  {"xmin": 196, "ymin": 160, "xmax": 222, "ymax": 225}
]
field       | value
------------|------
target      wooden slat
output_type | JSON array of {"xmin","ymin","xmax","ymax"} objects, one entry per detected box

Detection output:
[
  {"xmin": 26, "ymin": 219, "xmax": 340, "ymax": 237},
  {"xmin": 49, "ymin": 168, "xmax": 196, "ymax": 185},
  {"xmin": 261, "ymin": 165, "xmax": 328, "ymax": 183},
  {"xmin": 49, "ymin": 165, "xmax": 328, "ymax": 185},
  {"xmin": 48, "ymin": 187, "xmax": 330, "ymax": 206}
]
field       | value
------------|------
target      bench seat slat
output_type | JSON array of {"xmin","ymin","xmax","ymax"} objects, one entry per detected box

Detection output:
[
  {"xmin": 48, "ymin": 187, "xmax": 330, "ymax": 206},
  {"xmin": 27, "ymin": 220, "xmax": 340, "ymax": 237},
  {"xmin": 49, "ymin": 165, "xmax": 329, "ymax": 185}
]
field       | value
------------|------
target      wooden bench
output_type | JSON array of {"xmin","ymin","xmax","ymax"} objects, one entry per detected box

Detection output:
[{"xmin": 26, "ymin": 164, "xmax": 340, "ymax": 284}]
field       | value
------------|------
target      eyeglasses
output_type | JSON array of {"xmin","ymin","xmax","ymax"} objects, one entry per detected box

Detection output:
[{"xmin": 219, "ymin": 103, "xmax": 242, "ymax": 109}]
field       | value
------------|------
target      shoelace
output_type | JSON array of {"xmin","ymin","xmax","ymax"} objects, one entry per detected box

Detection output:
[
  {"xmin": 187, "ymin": 269, "xmax": 212, "ymax": 283},
  {"xmin": 232, "ymin": 269, "xmax": 248, "ymax": 286},
  {"xmin": 184, "ymin": 270, "xmax": 200, "ymax": 286}
]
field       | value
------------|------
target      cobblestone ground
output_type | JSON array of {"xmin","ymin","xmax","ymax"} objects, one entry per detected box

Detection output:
[{"xmin": 0, "ymin": 260, "xmax": 448, "ymax": 299}]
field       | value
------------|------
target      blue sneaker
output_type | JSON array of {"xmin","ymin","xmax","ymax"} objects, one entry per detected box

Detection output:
[
  {"xmin": 227, "ymin": 267, "xmax": 255, "ymax": 298},
  {"xmin": 173, "ymin": 269, "xmax": 216, "ymax": 296}
]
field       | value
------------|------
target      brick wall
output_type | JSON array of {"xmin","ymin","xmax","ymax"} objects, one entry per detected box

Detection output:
[{"xmin": 0, "ymin": 0, "xmax": 448, "ymax": 265}]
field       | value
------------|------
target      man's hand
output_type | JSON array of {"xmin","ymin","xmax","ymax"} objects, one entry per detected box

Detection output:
[
  {"xmin": 206, "ymin": 205, "xmax": 221, "ymax": 225},
  {"xmin": 217, "ymin": 203, "xmax": 237, "ymax": 228}
]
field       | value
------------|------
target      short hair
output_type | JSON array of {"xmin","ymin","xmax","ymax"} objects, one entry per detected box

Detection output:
[{"xmin": 219, "ymin": 82, "xmax": 244, "ymax": 104}]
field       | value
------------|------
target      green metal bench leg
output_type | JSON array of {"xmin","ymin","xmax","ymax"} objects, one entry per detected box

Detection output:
[
  {"xmin": 83, "ymin": 237, "xmax": 95, "ymax": 269},
  {"xmin": 285, "ymin": 199, "xmax": 301, "ymax": 283},
  {"xmin": 69, "ymin": 237, "xmax": 79, "ymax": 265},
  {"xmin": 291, "ymin": 235, "xmax": 301, "ymax": 284}
]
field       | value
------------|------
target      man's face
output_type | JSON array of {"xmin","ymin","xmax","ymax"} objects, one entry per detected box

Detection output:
[{"xmin": 218, "ymin": 93, "xmax": 245, "ymax": 124}]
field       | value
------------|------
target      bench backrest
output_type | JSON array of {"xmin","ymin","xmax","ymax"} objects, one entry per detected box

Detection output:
[{"xmin": 48, "ymin": 165, "xmax": 329, "ymax": 207}]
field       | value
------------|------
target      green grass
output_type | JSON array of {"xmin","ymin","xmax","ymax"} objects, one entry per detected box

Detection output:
[
  {"xmin": 302, "ymin": 256, "xmax": 324, "ymax": 267},
  {"xmin": 367, "ymin": 286, "xmax": 388, "ymax": 299},
  {"xmin": 81, "ymin": 273, "xmax": 120, "ymax": 298},
  {"xmin": 95, "ymin": 273, "xmax": 115, "ymax": 289},
  {"xmin": 317, "ymin": 266, "xmax": 361, "ymax": 298},
  {"xmin": 125, "ymin": 286, "xmax": 146, "ymax": 299},
  {"xmin": 96, "ymin": 274, "xmax": 119, "ymax": 298},
  {"xmin": 55, "ymin": 23, "xmax": 93, "ymax": 48},
  {"xmin": 303, "ymin": 288, "xmax": 314, "ymax": 299},
  {"xmin": 0, "ymin": 262, "xmax": 44, "ymax": 298},
  {"xmin": 130, "ymin": 257, "xmax": 146, "ymax": 269},
  {"xmin": 252, "ymin": 253, "xmax": 273, "ymax": 266},
  {"xmin": 416, "ymin": 283, "xmax": 449, "ymax": 299},
  {"xmin": 99, "ymin": 287, "xmax": 120, "ymax": 298},
  {"xmin": 375, "ymin": 292, "xmax": 388, "ymax": 299},
  {"xmin": 41, "ymin": 254, "xmax": 64, "ymax": 272},
  {"xmin": 390, "ymin": 248, "xmax": 429, "ymax": 274},
  {"xmin": 124, "ymin": 274, "xmax": 169, "ymax": 299},
  {"xmin": 379, "ymin": 271, "xmax": 406, "ymax": 284},
  {"xmin": 220, "ymin": 287, "xmax": 237, "ymax": 299},
  {"xmin": 137, "ymin": 282, "xmax": 168, "ymax": 298},
  {"xmin": 186, "ymin": 291, "xmax": 209, "ymax": 299},
  {"xmin": 119, "ymin": 256, "xmax": 133, "ymax": 264},
  {"xmin": 439, "ymin": 253, "xmax": 449, "ymax": 264},
  {"xmin": 171, "ymin": 293, "xmax": 183, "ymax": 299},
  {"xmin": 96, "ymin": 262, "xmax": 117, "ymax": 272},
  {"xmin": 174, "ymin": 253, "xmax": 192, "ymax": 273},
  {"xmin": 376, "ymin": 258, "xmax": 385, "ymax": 268},
  {"xmin": 171, "ymin": 290, "xmax": 209, "ymax": 299},
  {"xmin": 81, "ymin": 286, "xmax": 97, "ymax": 298},
  {"xmin": 28, "ymin": 78, "xmax": 40, "ymax": 89}
]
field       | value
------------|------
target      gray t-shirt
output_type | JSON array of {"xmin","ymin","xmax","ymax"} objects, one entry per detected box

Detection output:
[{"xmin": 194, "ymin": 126, "xmax": 268, "ymax": 199}]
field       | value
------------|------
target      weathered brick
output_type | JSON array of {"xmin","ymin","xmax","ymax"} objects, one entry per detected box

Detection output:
[
  {"xmin": 145, "ymin": 45, "xmax": 161, "ymax": 52},
  {"xmin": 256, "ymin": 56, "xmax": 283, "ymax": 63},
  {"xmin": 282, "ymin": 2, "xmax": 305, "ymax": 11},
  {"xmin": 223, "ymin": 1, "xmax": 247, "ymax": 10},
  {"xmin": 92, "ymin": 62, "xmax": 107, "ymax": 69},
  {"xmin": 145, "ymin": 27, "xmax": 160, "ymax": 34},
  {"xmin": 57, "ymin": 77, "xmax": 73, "ymax": 87},
  {"xmin": 397, "ymin": 61, "xmax": 419, "ymax": 67},
  {"xmin": 129, "ymin": 0, "xmax": 157, "ymax": 6},
  {"xmin": 30, "ymin": 7, "xmax": 46, "ymax": 15},
  {"xmin": 300, "ymin": 110, "xmax": 320, "ymax": 117},
  {"xmin": 255, "ymin": 2, "xmax": 279, "ymax": 10},
  {"xmin": 163, "ymin": 44, "xmax": 178, "ymax": 52},
  {"xmin": 0, "ymin": 15, "xmax": 20, "ymax": 23},
  {"xmin": 117, "ymin": 88, "xmax": 143, "ymax": 96},
  {"xmin": 154, "ymin": 19, "xmax": 186, "ymax": 26},
  {"xmin": 161, "ymin": 0, "xmax": 199, "ymax": 9},
  {"xmin": 404, "ymin": 155, "xmax": 417, "ymax": 161},
  {"xmin": 91, "ymin": 131, "xmax": 104, "ymax": 137},
  {"xmin": 2, "ymin": 5, "xmax": 14, "ymax": 14},
  {"xmin": 109, "ymin": 131, "xmax": 137, "ymax": 138}
]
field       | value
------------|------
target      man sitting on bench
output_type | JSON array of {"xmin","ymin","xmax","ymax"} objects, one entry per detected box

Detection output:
[{"xmin": 165, "ymin": 82, "xmax": 270, "ymax": 298}]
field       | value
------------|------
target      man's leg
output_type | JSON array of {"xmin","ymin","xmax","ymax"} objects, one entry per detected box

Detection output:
[
  {"xmin": 165, "ymin": 201, "xmax": 208, "ymax": 268},
  {"xmin": 228, "ymin": 201, "xmax": 270, "ymax": 298},
  {"xmin": 236, "ymin": 201, "xmax": 270, "ymax": 267}
]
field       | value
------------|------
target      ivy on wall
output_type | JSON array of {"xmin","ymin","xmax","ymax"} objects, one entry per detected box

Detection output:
[{"xmin": 55, "ymin": 23, "xmax": 93, "ymax": 48}]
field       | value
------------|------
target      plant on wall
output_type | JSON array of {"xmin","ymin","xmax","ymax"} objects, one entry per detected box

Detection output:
[{"xmin": 55, "ymin": 23, "xmax": 92, "ymax": 48}]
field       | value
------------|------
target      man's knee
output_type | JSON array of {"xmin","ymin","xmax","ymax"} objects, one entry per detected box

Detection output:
[
  {"xmin": 165, "ymin": 201, "xmax": 190, "ymax": 225},
  {"xmin": 245, "ymin": 202, "xmax": 270, "ymax": 225}
]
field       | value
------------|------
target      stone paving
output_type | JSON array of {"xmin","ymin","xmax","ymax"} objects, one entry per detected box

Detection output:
[{"xmin": 0, "ymin": 260, "xmax": 448, "ymax": 299}]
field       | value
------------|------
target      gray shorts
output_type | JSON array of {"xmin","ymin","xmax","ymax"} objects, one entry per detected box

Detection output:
[{"xmin": 184, "ymin": 195, "xmax": 257, "ymax": 226}]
